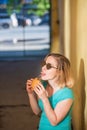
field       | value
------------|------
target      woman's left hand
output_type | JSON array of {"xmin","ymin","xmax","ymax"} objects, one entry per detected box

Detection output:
[{"xmin": 33, "ymin": 82, "xmax": 48, "ymax": 100}]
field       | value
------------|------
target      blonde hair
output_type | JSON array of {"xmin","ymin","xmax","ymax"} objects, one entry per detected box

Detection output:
[{"xmin": 45, "ymin": 53, "xmax": 74, "ymax": 88}]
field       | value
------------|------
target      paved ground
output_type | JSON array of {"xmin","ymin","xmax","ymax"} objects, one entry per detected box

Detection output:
[{"xmin": 0, "ymin": 57, "xmax": 43, "ymax": 130}]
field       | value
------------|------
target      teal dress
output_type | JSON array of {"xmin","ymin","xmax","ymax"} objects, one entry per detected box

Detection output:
[{"xmin": 38, "ymin": 84, "xmax": 74, "ymax": 130}]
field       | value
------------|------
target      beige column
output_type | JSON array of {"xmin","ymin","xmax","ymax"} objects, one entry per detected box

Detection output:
[
  {"xmin": 64, "ymin": 0, "xmax": 71, "ymax": 58},
  {"xmin": 51, "ymin": 0, "xmax": 59, "ymax": 53},
  {"xmin": 64, "ymin": 0, "xmax": 87, "ymax": 130}
]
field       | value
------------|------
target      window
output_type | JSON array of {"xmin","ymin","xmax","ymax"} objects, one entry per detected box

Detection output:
[{"xmin": 0, "ymin": 0, "xmax": 51, "ymax": 59}]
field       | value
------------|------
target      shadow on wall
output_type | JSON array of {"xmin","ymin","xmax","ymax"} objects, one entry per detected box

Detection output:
[{"xmin": 78, "ymin": 59, "xmax": 86, "ymax": 130}]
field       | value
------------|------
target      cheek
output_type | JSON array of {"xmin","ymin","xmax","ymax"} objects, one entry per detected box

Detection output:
[{"xmin": 49, "ymin": 71, "xmax": 57, "ymax": 79}]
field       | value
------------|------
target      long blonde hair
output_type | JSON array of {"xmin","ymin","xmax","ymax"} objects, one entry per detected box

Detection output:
[{"xmin": 45, "ymin": 53, "xmax": 74, "ymax": 88}]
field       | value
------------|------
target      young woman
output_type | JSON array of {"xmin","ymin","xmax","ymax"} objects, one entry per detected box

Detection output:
[{"xmin": 26, "ymin": 53, "xmax": 74, "ymax": 130}]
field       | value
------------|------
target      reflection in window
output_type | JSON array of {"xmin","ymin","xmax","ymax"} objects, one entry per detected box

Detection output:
[{"xmin": 0, "ymin": 0, "xmax": 51, "ymax": 59}]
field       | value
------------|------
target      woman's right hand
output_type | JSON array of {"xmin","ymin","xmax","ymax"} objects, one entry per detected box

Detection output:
[{"xmin": 26, "ymin": 79, "xmax": 34, "ymax": 94}]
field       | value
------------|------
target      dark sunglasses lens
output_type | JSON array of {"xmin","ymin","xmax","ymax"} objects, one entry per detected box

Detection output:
[
  {"xmin": 41, "ymin": 61, "xmax": 52, "ymax": 70},
  {"xmin": 46, "ymin": 63, "xmax": 52, "ymax": 69},
  {"xmin": 41, "ymin": 61, "xmax": 46, "ymax": 67}
]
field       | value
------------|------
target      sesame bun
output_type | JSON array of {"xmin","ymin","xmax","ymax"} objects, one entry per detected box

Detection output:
[{"xmin": 31, "ymin": 78, "xmax": 40, "ymax": 90}]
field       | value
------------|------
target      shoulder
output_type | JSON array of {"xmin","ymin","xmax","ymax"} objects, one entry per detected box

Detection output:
[
  {"xmin": 52, "ymin": 87, "xmax": 74, "ymax": 108},
  {"xmin": 60, "ymin": 87, "xmax": 74, "ymax": 99},
  {"xmin": 56, "ymin": 87, "xmax": 74, "ymax": 101}
]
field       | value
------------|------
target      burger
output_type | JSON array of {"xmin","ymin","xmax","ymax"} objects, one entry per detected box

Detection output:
[{"xmin": 31, "ymin": 78, "xmax": 40, "ymax": 90}]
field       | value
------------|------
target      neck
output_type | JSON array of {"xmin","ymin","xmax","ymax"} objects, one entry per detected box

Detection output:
[{"xmin": 48, "ymin": 80, "xmax": 61, "ymax": 92}]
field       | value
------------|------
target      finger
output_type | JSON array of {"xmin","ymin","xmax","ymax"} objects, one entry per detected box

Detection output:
[
  {"xmin": 34, "ymin": 87, "xmax": 40, "ymax": 95},
  {"xmin": 38, "ymin": 83, "xmax": 45, "ymax": 91}
]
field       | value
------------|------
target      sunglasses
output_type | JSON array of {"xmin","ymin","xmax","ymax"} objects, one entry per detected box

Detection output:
[{"xmin": 41, "ymin": 61, "xmax": 58, "ymax": 70}]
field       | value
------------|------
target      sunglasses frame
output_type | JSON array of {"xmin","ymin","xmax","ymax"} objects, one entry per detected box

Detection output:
[{"xmin": 41, "ymin": 61, "xmax": 58, "ymax": 70}]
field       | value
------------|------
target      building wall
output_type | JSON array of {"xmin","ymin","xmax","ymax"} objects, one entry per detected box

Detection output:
[
  {"xmin": 51, "ymin": 0, "xmax": 87, "ymax": 130},
  {"xmin": 65, "ymin": 0, "xmax": 87, "ymax": 130}
]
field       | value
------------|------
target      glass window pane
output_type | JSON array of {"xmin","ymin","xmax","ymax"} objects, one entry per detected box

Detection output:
[{"xmin": 0, "ymin": 0, "xmax": 51, "ymax": 60}]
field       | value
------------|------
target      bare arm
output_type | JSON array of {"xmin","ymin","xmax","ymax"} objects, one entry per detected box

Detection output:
[
  {"xmin": 42, "ymin": 97, "xmax": 73, "ymax": 126},
  {"xmin": 28, "ymin": 92, "xmax": 41, "ymax": 115},
  {"xmin": 26, "ymin": 79, "xmax": 41, "ymax": 115},
  {"xmin": 34, "ymin": 82, "xmax": 73, "ymax": 126}
]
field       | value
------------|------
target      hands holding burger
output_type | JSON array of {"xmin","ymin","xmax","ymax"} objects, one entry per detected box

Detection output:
[{"xmin": 26, "ymin": 78, "xmax": 48, "ymax": 100}]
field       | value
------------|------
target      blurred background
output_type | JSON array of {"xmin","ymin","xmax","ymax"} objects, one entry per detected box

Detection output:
[
  {"xmin": 0, "ymin": 0, "xmax": 87, "ymax": 130},
  {"xmin": 0, "ymin": 0, "xmax": 51, "ymax": 59},
  {"xmin": 0, "ymin": 0, "xmax": 51, "ymax": 130}
]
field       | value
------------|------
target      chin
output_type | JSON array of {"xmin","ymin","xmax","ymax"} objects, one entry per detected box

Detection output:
[{"xmin": 41, "ymin": 77, "xmax": 47, "ymax": 81}]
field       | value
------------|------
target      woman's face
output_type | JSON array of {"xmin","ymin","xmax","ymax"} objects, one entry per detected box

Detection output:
[{"xmin": 40, "ymin": 56, "xmax": 59, "ymax": 81}]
